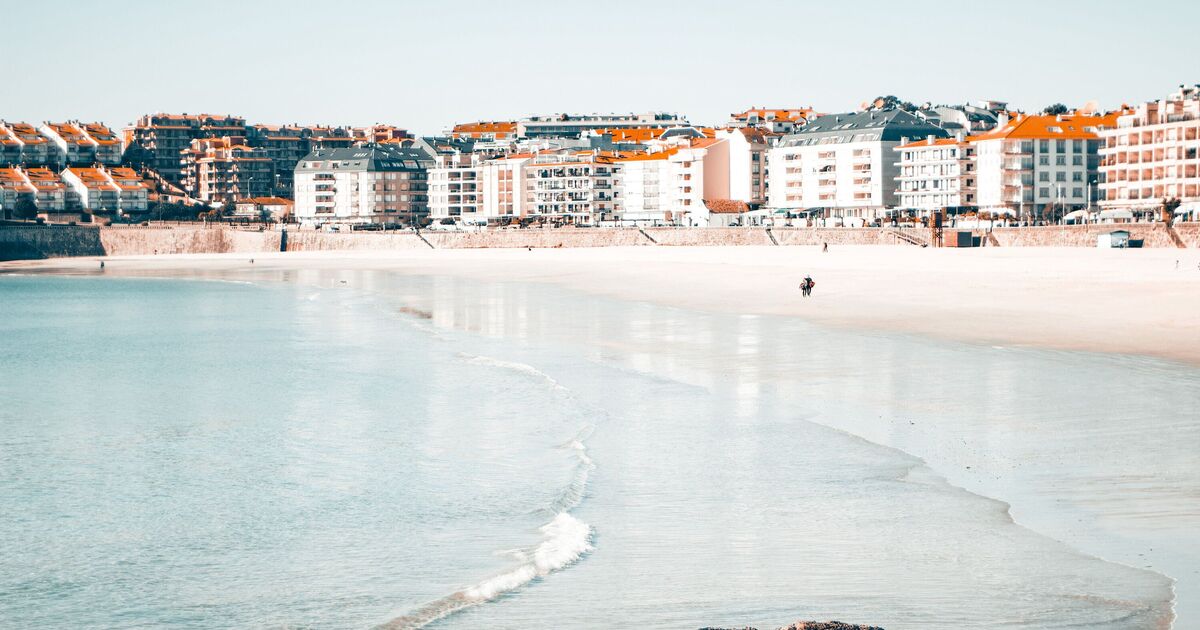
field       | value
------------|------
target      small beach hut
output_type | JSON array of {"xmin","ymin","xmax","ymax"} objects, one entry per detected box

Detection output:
[{"xmin": 1097, "ymin": 230, "xmax": 1130, "ymax": 248}]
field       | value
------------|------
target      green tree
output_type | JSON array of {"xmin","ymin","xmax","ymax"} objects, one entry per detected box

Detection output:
[
  {"xmin": 14, "ymin": 198, "xmax": 39, "ymax": 220},
  {"xmin": 871, "ymin": 95, "xmax": 917, "ymax": 112},
  {"xmin": 1043, "ymin": 103, "xmax": 1070, "ymax": 115},
  {"xmin": 1162, "ymin": 197, "xmax": 1181, "ymax": 223}
]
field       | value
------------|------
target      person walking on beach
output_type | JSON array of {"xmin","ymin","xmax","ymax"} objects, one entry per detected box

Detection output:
[
  {"xmin": 822, "ymin": 242, "xmax": 829, "ymax": 253},
  {"xmin": 800, "ymin": 275, "xmax": 815, "ymax": 297}
]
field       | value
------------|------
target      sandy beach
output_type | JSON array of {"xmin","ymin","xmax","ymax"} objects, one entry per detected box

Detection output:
[{"xmin": 8, "ymin": 245, "xmax": 1200, "ymax": 365}]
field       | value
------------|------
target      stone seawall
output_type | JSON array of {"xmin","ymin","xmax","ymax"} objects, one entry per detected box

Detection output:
[
  {"xmin": 1, "ymin": 223, "xmax": 1196, "ymax": 261},
  {"xmin": 0, "ymin": 225, "xmax": 106, "ymax": 260}
]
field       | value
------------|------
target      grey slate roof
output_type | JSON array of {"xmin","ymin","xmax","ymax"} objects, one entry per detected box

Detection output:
[
  {"xmin": 297, "ymin": 144, "xmax": 434, "ymax": 171},
  {"xmin": 779, "ymin": 109, "xmax": 949, "ymax": 147}
]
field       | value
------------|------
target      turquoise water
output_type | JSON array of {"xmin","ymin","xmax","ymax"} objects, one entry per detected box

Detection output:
[{"xmin": 1, "ymin": 271, "xmax": 1196, "ymax": 629}]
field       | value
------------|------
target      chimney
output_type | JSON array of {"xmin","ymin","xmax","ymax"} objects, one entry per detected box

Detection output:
[{"xmin": 926, "ymin": 135, "xmax": 935, "ymax": 145}]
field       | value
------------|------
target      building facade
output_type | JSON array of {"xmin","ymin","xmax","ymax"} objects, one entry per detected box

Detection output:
[
  {"xmin": 517, "ymin": 112, "xmax": 688, "ymax": 139},
  {"xmin": 180, "ymin": 137, "xmax": 275, "ymax": 205},
  {"xmin": 1098, "ymin": 85, "xmax": 1200, "ymax": 217},
  {"xmin": 124, "ymin": 113, "xmax": 247, "ymax": 183},
  {"xmin": 972, "ymin": 113, "xmax": 1111, "ymax": 221},
  {"xmin": 768, "ymin": 110, "xmax": 949, "ymax": 219},
  {"xmin": 294, "ymin": 144, "xmax": 433, "ymax": 226},
  {"xmin": 895, "ymin": 136, "xmax": 977, "ymax": 213}
]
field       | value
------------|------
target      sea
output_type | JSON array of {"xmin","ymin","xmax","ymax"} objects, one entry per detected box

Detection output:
[{"xmin": 0, "ymin": 269, "xmax": 1196, "ymax": 629}]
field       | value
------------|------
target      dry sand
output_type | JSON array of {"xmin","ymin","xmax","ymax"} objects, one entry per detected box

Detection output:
[{"xmin": 6, "ymin": 245, "xmax": 1200, "ymax": 365}]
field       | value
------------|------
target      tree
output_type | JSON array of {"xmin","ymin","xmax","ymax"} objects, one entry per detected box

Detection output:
[
  {"xmin": 870, "ymin": 95, "xmax": 918, "ymax": 112},
  {"xmin": 1162, "ymin": 197, "xmax": 1181, "ymax": 223},
  {"xmin": 14, "ymin": 198, "xmax": 39, "ymax": 220},
  {"xmin": 1042, "ymin": 103, "xmax": 1070, "ymax": 115}
]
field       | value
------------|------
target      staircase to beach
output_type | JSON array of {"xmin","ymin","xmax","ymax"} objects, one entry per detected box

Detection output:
[
  {"xmin": 638, "ymin": 228, "xmax": 658, "ymax": 244},
  {"xmin": 883, "ymin": 228, "xmax": 929, "ymax": 247},
  {"xmin": 764, "ymin": 227, "xmax": 780, "ymax": 246}
]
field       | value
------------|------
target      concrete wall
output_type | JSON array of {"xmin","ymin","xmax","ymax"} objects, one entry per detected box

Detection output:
[{"xmin": 1, "ymin": 223, "xmax": 1196, "ymax": 262}]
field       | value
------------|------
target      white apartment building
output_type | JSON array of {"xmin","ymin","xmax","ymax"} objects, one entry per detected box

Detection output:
[
  {"xmin": 40, "ymin": 122, "xmax": 97, "ymax": 166},
  {"xmin": 1098, "ymin": 85, "xmax": 1200, "ymax": 218},
  {"xmin": 480, "ymin": 154, "xmax": 530, "ymax": 221},
  {"xmin": 768, "ymin": 110, "xmax": 949, "ymax": 219},
  {"xmin": 972, "ymin": 113, "xmax": 1114, "ymax": 220},
  {"xmin": 428, "ymin": 152, "xmax": 483, "ymax": 222},
  {"xmin": 895, "ymin": 135, "xmax": 977, "ymax": 213},
  {"xmin": 294, "ymin": 144, "xmax": 433, "ymax": 226},
  {"xmin": 523, "ymin": 152, "xmax": 620, "ymax": 224},
  {"xmin": 0, "ymin": 121, "xmax": 52, "ymax": 165}
]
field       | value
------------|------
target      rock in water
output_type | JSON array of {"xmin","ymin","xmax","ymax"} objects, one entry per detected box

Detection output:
[{"xmin": 779, "ymin": 623, "xmax": 884, "ymax": 630}]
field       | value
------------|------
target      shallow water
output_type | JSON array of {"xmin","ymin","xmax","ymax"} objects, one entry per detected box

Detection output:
[{"xmin": 0, "ymin": 271, "xmax": 1195, "ymax": 629}]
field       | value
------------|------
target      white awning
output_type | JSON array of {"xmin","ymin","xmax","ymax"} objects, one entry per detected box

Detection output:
[
  {"xmin": 1062, "ymin": 209, "xmax": 1090, "ymax": 220},
  {"xmin": 1098, "ymin": 209, "xmax": 1134, "ymax": 219}
]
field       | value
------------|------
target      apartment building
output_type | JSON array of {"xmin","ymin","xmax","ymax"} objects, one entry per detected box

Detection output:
[
  {"xmin": 1098, "ymin": 85, "xmax": 1200, "ymax": 217},
  {"xmin": 0, "ymin": 122, "xmax": 52, "ymax": 165},
  {"xmin": 294, "ymin": 144, "xmax": 433, "ymax": 226},
  {"xmin": 80, "ymin": 123, "xmax": 123, "ymax": 164},
  {"xmin": 895, "ymin": 135, "xmax": 977, "ymax": 213},
  {"xmin": 972, "ymin": 113, "xmax": 1113, "ymax": 220},
  {"xmin": 729, "ymin": 108, "xmax": 816, "ymax": 134},
  {"xmin": 0, "ymin": 127, "xmax": 23, "ymax": 165},
  {"xmin": 450, "ymin": 122, "xmax": 517, "ymax": 142},
  {"xmin": 524, "ymin": 152, "xmax": 621, "ymax": 224},
  {"xmin": 22, "ymin": 167, "xmax": 67, "ymax": 213},
  {"xmin": 180, "ymin": 137, "xmax": 275, "ymax": 205},
  {"xmin": 480, "ymin": 153, "xmax": 530, "ymax": 221},
  {"xmin": 428, "ymin": 152, "xmax": 484, "ymax": 222},
  {"xmin": 102, "ymin": 167, "xmax": 151, "ymax": 213},
  {"xmin": 41, "ymin": 122, "xmax": 97, "ymax": 165},
  {"xmin": 0, "ymin": 167, "xmax": 33, "ymax": 216},
  {"xmin": 62, "ymin": 167, "xmax": 121, "ymax": 213},
  {"xmin": 125, "ymin": 113, "xmax": 247, "ymax": 182},
  {"xmin": 768, "ymin": 110, "xmax": 949, "ymax": 219},
  {"xmin": 517, "ymin": 112, "xmax": 688, "ymax": 139}
]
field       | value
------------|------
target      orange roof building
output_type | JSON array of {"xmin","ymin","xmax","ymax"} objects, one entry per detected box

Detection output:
[
  {"xmin": 970, "ymin": 112, "xmax": 1116, "ymax": 216},
  {"xmin": 450, "ymin": 121, "xmax": 517, "ymax": 141}
]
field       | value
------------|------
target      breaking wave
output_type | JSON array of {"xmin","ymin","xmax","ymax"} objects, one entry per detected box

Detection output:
[
  {"xmin": 378, "ymin": 425, "xmax": 596, "ymax": 630},
  {"xmin": 456, "ymin": 353, "xmax": 568, "ymax": 391}
]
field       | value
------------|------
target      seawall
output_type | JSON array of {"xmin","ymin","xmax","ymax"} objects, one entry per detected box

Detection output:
[{"xmin": 1, "ymin": 223, "xmax": 1197, "ymax": 261}]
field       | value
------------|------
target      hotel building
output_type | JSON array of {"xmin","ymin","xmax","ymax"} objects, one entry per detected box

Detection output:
[
  {"xmin": 1098, "ymin": 85, "xmax": 1200, "ymax": 217},
  {"xmin": 971, "ymin": 113, "xmax": 1113, "ymax": 220},
  {"xmin": 294, "ymin": 144, "xmax": 433, "ymax": 226},
  {"xmin": 894, "ymin": 135, "xmax": 977, "ymax": 213},
  {"xmin": 768, "ymin": 110, "xmax": 949, "ymax": 219}
]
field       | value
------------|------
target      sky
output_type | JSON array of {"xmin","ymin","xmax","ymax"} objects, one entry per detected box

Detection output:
[{"xmin": 2, "ymin": 0, "xmax": 1197, "ymax": 134}]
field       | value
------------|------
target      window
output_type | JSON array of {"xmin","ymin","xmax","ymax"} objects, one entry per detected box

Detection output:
[
  {"xmin": 1039, "ymin": 140, "xmax": 1050, "ymax": 152},
  {"xmin": 1072, "ymin": 172, "xmax": 1083, "ymax": 182},
  {"xmin": 1039, "ymin": 172, "xmax": 1050, "ymax": 182},
  {"xmin": 1072, "ymin": 155, "xmax": 1082, "ymax": 166},
  {"xmin": 1056, "ymin": 172, "xmax": 1066, "ymax": 182},
  {"xmin": 1039, "ymin": 155, "xmax": 1049, "ymax": 165},
  {"xmin": 1056, "ymin": 155, "xmax": 1066, "ymax": 165},
  {"xmin": 1072, "ymin": 187, "xmax": 1083, "ymax": 197},
  {"xmin": 1039, "ymin": 187, "xmax": 1050, "ymax": 197},
  {"xmin": 1056, "ymin": 140, "xmax": 1066, "ymax": 152}
]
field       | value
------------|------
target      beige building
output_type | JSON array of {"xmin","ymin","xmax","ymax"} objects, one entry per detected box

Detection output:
[
  {"xmin": 180, "ymin": 137, "xmax": 275, "ymax": 205},
  {"xmin": 1098, "ymin": 85, "xmax": 1200, "ymax": 219}
]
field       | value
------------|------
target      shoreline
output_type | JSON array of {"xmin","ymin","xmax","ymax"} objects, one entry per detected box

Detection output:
[{"xmin": 6, "ymin": 245, "xmax": 1200, "ymax": 366}]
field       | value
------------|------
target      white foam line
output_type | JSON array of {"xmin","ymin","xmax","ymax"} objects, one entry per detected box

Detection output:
[
  {"xmin": 457, "ymin": 353, "xmax": 569, "ymax": 391},
  {"xmin": 378, "ymin": 429, "xmax": 596, "ymax": 630}
]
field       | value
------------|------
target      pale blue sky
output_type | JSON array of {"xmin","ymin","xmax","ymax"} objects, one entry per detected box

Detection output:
[{"xmin": 2, "ymin": 0, "xmax": 1196, "ymax": 134}]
